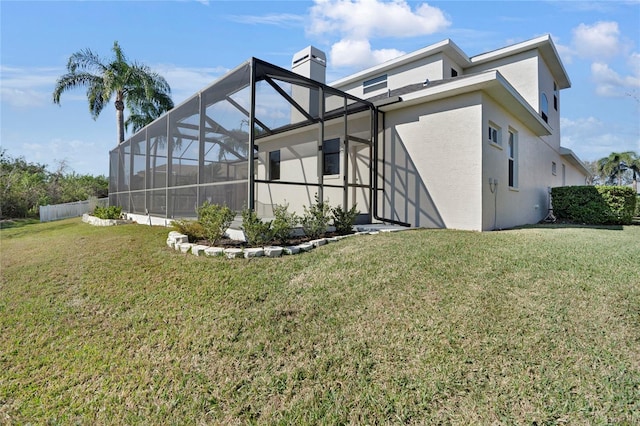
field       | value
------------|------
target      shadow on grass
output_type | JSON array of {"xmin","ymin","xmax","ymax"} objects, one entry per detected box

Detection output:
[{"xmin": 0, "ymin": 218, "xmax": 40, "ymax": 230}]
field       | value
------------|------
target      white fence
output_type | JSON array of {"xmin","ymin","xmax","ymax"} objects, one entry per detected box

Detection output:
[{"xmin": 39, "ymin": 198, "xmax": 109, "ymax": 223}]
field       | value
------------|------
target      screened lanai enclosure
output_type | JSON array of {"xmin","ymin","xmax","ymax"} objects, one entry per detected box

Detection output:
[{"xmin": 109, "ymin": 57, "xmax": 385, "ymax": 222}]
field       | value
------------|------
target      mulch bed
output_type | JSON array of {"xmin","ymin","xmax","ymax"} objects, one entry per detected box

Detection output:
[{"xmin": 196, "ymin": 231, "xmax": 348, "ymax": 249}]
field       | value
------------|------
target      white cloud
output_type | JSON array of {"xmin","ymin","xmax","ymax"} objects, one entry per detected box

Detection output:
[
  {"xmin": 571, "ymin": 21, "xmax": 621, "ymax": 60},
  {"xmin": 308, "ymin": 0, "xmax": 450, "ymax": 69},
  {"xmin": 0, "ymin": 65, "xmax": 62, "ymax": 108},
  {"xmin": 591, "ymin": 61, "xmax": 640, "ymax": 97},
  {"xmin": 309, "ymin": 0, "xmax": 450, "ymax": 39},
  {"xmin": 226, "ymin": 13, "xmax": 305, "ymax": 27},
  {"xmin": 330, "ymin": 39, "xmax": 405, "ymax": 68},
  {"xmin": 153, "ymin": 64, "xmax": 229, "ymax": 105},
  {"xmin": 561, "ymin": 116, "xmax": 639, "ymax": 161}
]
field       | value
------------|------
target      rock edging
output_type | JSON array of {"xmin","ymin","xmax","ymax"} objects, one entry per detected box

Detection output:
[
  {"xmin": 82, "ymin": 213, "xmax": 133, "ymax": 227},
  {"xmin": 166, "ymin": 228, "xmax": 403, "ymax": 259}
]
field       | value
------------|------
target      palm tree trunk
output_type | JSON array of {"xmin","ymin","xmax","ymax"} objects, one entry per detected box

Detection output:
[{"xmin": 115, "ymin": 98, "xmax": 125, "ymax": 144}]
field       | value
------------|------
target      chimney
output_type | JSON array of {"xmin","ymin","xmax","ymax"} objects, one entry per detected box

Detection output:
[
  {"xmin": 292, "ymin": 46, "xmax": 326, "ymax": 83},
  {"xmin": 291, "ymin": 46, "xmax": 326, "ymax": 121}
]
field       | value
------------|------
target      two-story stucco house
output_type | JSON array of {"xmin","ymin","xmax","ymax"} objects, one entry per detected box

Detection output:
[{"xmin": 109, "ymin": 35, "xmax": 589, "ymax": 231}]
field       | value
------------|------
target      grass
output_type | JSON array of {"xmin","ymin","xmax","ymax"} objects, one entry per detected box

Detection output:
[{"xmin": 1, "ymin": 218, "xmax": 639, "ymax": 424}]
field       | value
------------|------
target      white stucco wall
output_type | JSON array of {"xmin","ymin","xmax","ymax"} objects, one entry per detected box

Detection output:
[
  {"xmin": 381, "ymin": 93, "xmax": 483, "ymax": 230},
  {"xmin": 480, "ymin": 94, "xmax": 585, "ymax": 230},
  {"xmin": 337, "ymin": 54, "xmax": 446, "ymax": 99},
  {"xmin": 255, "ymin": 116, "xmax": 371, "ymax": 218},
  {"xmin": 468, "ymin": 50, "xmax": 540, "ymax": 112}
]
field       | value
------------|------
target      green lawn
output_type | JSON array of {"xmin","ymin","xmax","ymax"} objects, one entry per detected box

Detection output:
[{"xmin": 1, "ymin": 218, "xmax": 639, "ymax": 424}]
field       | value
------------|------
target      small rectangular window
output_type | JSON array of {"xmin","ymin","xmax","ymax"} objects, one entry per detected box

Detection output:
[
  {"xmin": 451, "ymin": 68, "xmax": 458, "ymax": 77},
  {"xmin": 553, "ymin": 82, "xmax": 559, "ymax": 111},
  {"xmin": 323, "ymin": 138, "xmax": 340, "ymax": 175},
  {"xmin": 363, "ymin": 74, "xmax": 387, "ymax": 94},
  {"xmin": 552, "ymin": 161, "xmax": 557, "ymax": 176},
  {"xmin": 488, "ymin": 123, "xmax": 501, "ymax": 145},
  {"xmin": 269, "ymin": 150, "xmax": 280, "ymax": 180}
]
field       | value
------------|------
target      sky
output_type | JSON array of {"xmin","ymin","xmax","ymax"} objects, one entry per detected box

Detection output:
[{"xmin": 1, "ymin": 0, "xmax": 639, "ymax": 177}]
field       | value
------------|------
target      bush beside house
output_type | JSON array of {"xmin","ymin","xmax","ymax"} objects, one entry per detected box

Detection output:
[{"xmin": 551, "ymin": 186, "xmax": 636, "ymax": 225}]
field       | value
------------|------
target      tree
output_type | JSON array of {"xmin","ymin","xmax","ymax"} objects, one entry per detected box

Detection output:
[
  {"xmin": 597, "ymin": 151, "xmax": 638, "ymax": 187},
  {"xmin": 53, "ymin": 41, "xmax": 174, "ymax": 145}
]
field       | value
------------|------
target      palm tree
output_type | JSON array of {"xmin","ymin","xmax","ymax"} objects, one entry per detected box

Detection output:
[
  {"xmin": 53, "ymin": 41, "xmax": 174, "ymax": 144},
  {"xmin": 598, "ymin": 151, "xmax": 639, "ymax": 190},
  {"xmin": 627, "ymin": 153, "xmax": 640, "ymax": 194}
]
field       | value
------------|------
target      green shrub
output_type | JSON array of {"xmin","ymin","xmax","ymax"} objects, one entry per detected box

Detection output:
[
  {"xmin": 301, "ymin": 194, "xmax": 331, "ymax": 239},
  {"xmin": 241, "ymin": 208, "xmax": 273, "ymax": 247},
  {"xmin": 93, "ymin": 206, "xmax": 122, "ymax": 220},
  {"xmin": 271, "ymin": 203, "xmax": 299, "ymax": 245},
  {"xmin": 197, "ymin": 202, "xmax": 235, "ymax": 245},
  {"xmin": 551, "ymin": 186, "xmax": 636, "ymax": 225},
  {"xmin": 635, "ymin": 195, "xmax": 640, "ymax": 218},
  {"xmin": 331, "ymin": 204, "xmax": 359, "ymax": 235},
  {"xmin": 171, "ymin": 219, "xmax": 205, "ymax": 243}
]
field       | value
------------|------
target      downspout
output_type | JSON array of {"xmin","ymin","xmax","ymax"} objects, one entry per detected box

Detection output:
[
  {"xmin": 248, "ymin": 58, "xmax": 256, "ymax": 210},
  {"xmin": 317, "ymin": 86, "xmax": 325, "ymax": 202},
  {"xmin": 372, "ymin": 107, "xmax": 411, "ymax": 227}
]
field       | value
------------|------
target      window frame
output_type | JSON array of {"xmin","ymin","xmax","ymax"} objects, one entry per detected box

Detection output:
[
  {"xmin": 269, "ymin": 150, "xmax": 281, "ymax": 181},
  {"xmin": 541, "ymin": 93, "xmax": 549, "ymax": 122},
  {"xmin": 322, "ymin": 138, "xmax": 341, "ymax": 176},
  {"xmin": 488, "ymin": 122, "xmax": 502, "ymax": 147},
  {"xmin": 508, "ymin": 129, "xmax": 518, "ymax": 188}
]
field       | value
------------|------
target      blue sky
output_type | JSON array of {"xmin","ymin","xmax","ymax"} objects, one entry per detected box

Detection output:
[{"xmin": 1, "ymin": 0, "xmax": 639, "ymax": 176}]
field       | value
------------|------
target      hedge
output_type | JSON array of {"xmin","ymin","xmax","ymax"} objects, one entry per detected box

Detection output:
[{"xmin": 551, "ymin": 186, "xmax": 636, "ymax": 225}]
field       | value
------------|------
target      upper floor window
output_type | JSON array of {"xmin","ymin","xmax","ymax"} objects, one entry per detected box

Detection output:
[
  {"xmin": 553, "ymin": 82, "xmax": 558, "ymax": 111},
  {"xmin": 541, "ymin": 93, "xmax": 549, "ymax": 123},
  {"xmin": 363, "ymin": 74, "xmax": 387, "ymax": 94},
  {"xmin": 269, "ymin": 150, "xmax": 280, "ymax": 180},
  {"xmin": 451, "ymin": 68, "xmax": 458, "ymax": 77},
  {"xmin": 508, "ymin": 130, "xmax": 518, "ymax": 188},
  {"xmin": 323, "ymin": 138, "xmax": 340, "ymax": 175},
  {"xmin": 488, "ymin": 122, "xmax": 501, "ymax": 146},
  {"xmin": 552, "ymin": 161, "xmax": 557, "ymax": 176}
]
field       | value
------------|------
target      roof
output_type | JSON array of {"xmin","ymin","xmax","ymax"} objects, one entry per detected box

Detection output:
[
  {"xmin": 560, "ymin": 147, "xmax": 591, "ymax": 176},
  {"xmin": 373, "ymin": 70, "xmax": 552, "ymax": 136},
  {"xmin": 331, "ymin": 39, "xmax": 469, "ymax": 88},
  {"xmin": 331, "ymin": 35, "xmax": 570, "ymax": 91},
  {"xmin": 470, "ymin": 35, "xmax": 571, "ymax": 89}
]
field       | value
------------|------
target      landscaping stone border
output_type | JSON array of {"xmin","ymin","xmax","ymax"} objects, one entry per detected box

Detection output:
[
  {"xmin": 82, "ymin": 213, "xmax": 133, "ymax": 227},
  {"xmin": 165, "ymin": 226, "xmax": 407, "ymax": 259}
]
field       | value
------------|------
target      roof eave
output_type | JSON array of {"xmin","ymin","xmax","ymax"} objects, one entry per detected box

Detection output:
[
  {"xmin": 560, "ymin": 147, "xmax": 591, "ymax": 176},
  {"xmin": 330, "ymin": 39, "xmax": 471, "ymax": 89},
  {"xmin": 470, "ymin": 35, "xmax": 571, "ymax": 89},
  {"xmin": 379, "ymin": 70, "xmax": 552, "ymax": 136}
]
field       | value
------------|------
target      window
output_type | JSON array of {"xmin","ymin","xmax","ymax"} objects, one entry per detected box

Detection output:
[
  {"xmin": 269, "ymin": 150, "xmax": 280, "ymax": 180},
  {"xmin": 551, "ymin": 161, "xmax": 557, "ymax": 176},
  {"xmin": 363, "ymin": 74, "xmax": 387, "ymax": 94},
  {"xmin": 541, "ymin": 93, "xmax": 549, "ymax": 122},
  {"xmin": 562, "ymin": 163, "xmax": 566, "ymax": 186},
  {"xmin": 323, "ymin": 138, "xmax": 340, "ymax": 175},
  {"xmin": 553, "ymin": 82, "xmax": 558, "ymax": 110},
  {"xmin": 488, "ymin": 123, "xmax": 501, "ymax": 146},
  {"xmin": 451, "ymin": 68, "xmax": 458, "ymax": 77},
  {"xmin": 508, "ymin": 130, "xmax": 518, "ymax": 188}
]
